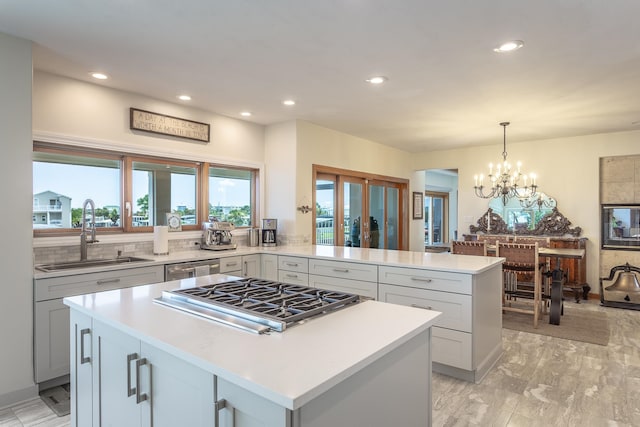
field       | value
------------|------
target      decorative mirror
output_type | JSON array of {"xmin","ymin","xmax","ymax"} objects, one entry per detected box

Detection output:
[{"xmin": 489, "ymin": 192, "xmax": 556, "ymax": 232}]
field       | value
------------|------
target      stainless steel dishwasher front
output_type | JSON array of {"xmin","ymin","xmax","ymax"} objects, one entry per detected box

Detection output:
[{"xmin": 164, "ymin": 258, "xmax": 220, "ymax": 281}]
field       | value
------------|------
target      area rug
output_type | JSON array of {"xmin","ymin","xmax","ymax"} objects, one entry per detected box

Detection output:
[
  {"xmin": 502, "ymin": 307, "xmax": 610, "ymax": 346},
  {"xmin": 39, "ymin": 383, "xmax": 70, "ymax": 417}
]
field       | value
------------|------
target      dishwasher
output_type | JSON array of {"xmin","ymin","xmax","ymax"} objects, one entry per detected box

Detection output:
[{"xmin": 165, "ymin": 258, "xmax": 220, "ymax": 281}]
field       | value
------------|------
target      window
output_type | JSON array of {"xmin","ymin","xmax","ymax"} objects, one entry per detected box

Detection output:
[
  {"xmin": 33, "ymin": 142, "xmax": 258, "ymax": 235},
  {"xmin": 131, "ymin": 159, "xmax": 198, "ymax": 228},
  {"xmin": 33, "ymin": 148, "xmax": 121, "ymax": 230},
  {"xmin": 208, "ymin": 166, "xmax": 255, "ymax": 226}
]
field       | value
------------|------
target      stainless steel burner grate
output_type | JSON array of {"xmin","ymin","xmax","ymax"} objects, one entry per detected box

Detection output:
[{"xmin": 155, "ymin": 278, "xmax": 360, "ymax": 333}]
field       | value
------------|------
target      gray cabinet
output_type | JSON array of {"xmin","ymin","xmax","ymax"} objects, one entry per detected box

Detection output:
[
  {"xmin": 90, "ymin": 320, "xmax": 214, "ymax": 427},
  {"xmin": 242, "ymin": 254, "xmax": 260, "ymax": 277},
  {"xmin": 308, "ymin": 259, "xmax": 377, "ymax": 299},
  {"xmin": 34, "ymin": 265, "xmax": 164, "ymax": 383},
  {"xmin": 220, "ymin": 255, "xmax": 261, "ymax": 277},
  {"xmin": 378, "ymin": 265, "xmax": 502, "ymax": 383},
  {"xmin": 70, "ymin": 310, "xmax": 92, "ymax": 427},
  {"xmin": 277, "ymin": 256, "xmax": 309, "ymax": 285},
  {"xmin": 220, "ymin": 256, "xmax": 243, "ymax": 276},
  {"xmin": 260, "ymin": 254, "xmax": 278, "ymax": 281}
]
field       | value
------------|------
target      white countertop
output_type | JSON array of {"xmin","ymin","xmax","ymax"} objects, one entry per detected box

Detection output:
[
  {"xmin": 36, "ymin": 244, "xmax": 503, "ymax": 279},
  {"xmin": 64, "ymin": 274, "xmax": 441, "ymax": 410}
]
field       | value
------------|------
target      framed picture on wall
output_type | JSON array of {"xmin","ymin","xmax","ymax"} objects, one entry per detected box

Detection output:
[{"xmin": 413, "ymin": 192, "xmax": 424, "ymax": 219}]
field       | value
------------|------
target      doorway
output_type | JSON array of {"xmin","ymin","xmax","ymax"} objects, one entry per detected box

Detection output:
[
  {"xmin": 424, "ymin": 169, "xmax": 458, "ymax": 246},
  {"xmin": 313, "ymin": 166, "xmax": 408, "ymax": 250}
]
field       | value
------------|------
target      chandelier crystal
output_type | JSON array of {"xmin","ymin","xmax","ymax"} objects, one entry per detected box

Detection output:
[{"xmin": 474, "ymin": 122, "xmax": 537, "ymax": 205}]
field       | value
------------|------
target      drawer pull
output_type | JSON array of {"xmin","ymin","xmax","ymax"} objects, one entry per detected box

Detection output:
[
  {"xmin": 127, "ymin": 353, "xmax": 138, "ymax": 397},
  {"xmin": 96, "ymin": 278, "xmax": 121, "ymax": 285},
  {"xmin": 285, "ymin": 273, "xmax": 298, "ymax": 278},
  {"xmin": 333, "ymin": 268, "xmax": 350, "ymax": 273},
  {"xmin": 135, "ymin": 357, "xmax": 149, "ymax": 404},
  {"xmin": 285, "ymin": 262, "xmax": 299, "ymax": 267},
  {"xmin": 411, "ymin": 304, "xmax": 433, "ymax": 310},
  {"xmin": 80, "ymin": 328, "xmax": 91, "ymax": 364},
  {"xmin": 410, "ymin": 277, "xmax": 432, "ymax": 283},
  {"xmin": 225, "ymin": 262, "xmax": 238, "ymax": 267}
]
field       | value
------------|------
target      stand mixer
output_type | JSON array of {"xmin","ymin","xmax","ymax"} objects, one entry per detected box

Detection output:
[{"xmin": 201, "ymin": 221, "xmax": 237, "ymax": 251}]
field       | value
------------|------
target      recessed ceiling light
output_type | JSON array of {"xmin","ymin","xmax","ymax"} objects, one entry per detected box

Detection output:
[
  {"xmin": 177, "ymin": 95, "xmax": 192, "ymax": 101},
  {"xmin": 493, "ymin": 40, "xmax": 524, "ymax": 53},
  {"xmin": 240, "ymin": 111, "xmax": 252, "ymax": 117},
  {"xmin": 282, "ymin": 99, "xmax": 296, "ymax": 106},
  {"xmin": 365, "ymin": 76, "xmax": 388, "ymax": 85},
  {"xmin": 90, "ymin": 72, "xmax": 108, "ymax": 80}
]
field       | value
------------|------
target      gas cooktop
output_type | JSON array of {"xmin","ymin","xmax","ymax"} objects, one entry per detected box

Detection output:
[{"xmin": 154, "ymin": 278, "xmax": 360, "ymax": 334}]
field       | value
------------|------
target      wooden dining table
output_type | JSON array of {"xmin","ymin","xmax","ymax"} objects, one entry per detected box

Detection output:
[{"xmin": 486, "ymin": 245, "xmax": 586, "ymax": 325}]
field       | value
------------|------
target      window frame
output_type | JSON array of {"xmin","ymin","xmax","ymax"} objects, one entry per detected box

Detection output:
[{"xmin": 33, "ymin": 142, "xmax": 259, "ymax": 236}]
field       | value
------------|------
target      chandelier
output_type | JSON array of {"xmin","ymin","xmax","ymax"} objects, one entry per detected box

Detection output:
[
  {"xmin": 519, "ymin": 192, "xmax": 555, "ymax": 210},
  {"xmin": 473, "ymin": 122, "xmax": 537, "ymax": 205}
]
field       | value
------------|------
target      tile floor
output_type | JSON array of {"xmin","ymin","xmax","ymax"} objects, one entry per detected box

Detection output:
[{"xmin": 1, "ymin": 300, "xmax": 638, "ymax": 426}]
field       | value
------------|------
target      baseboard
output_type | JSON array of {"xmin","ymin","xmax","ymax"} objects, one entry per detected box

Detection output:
[{"xmin": 0, "ymin": 384, "xmax": 39, "ymax": 411}]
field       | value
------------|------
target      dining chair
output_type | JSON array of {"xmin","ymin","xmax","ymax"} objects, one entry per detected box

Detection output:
[
  {"xmin": 497, "ymin": 242, "xmax": 544, "ymax": 328},
  {"xmin": 514, "ymin": 237, "xmax": 552, "ymax": 311},
  {"xmin": 451, "ymin": 240, "xmax": 487, "ymax": 256}
]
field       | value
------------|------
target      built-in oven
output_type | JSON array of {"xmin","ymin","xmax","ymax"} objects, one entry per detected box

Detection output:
[{"xmin": 164, "ymin": 258, "xmax": 220, "ymax": 281}]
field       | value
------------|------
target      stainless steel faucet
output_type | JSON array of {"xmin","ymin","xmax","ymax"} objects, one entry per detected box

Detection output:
[{"xmin": 80, "ymin": 199, "xmax": 98, "ymax": 260}]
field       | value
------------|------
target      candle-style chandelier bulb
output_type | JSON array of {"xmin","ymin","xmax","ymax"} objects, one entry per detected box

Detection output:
[{"xmin": 473, "ymin": 122, "xmax": 538, "ymax": 205}]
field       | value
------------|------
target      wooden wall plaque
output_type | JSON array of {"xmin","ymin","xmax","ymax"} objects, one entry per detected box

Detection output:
[{"xmin": 130, "ymin": 108, "xmax": 210, "ymax": 142}]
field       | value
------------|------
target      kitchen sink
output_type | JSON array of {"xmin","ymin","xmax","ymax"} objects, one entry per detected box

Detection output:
[{"xmin": 35, "ymin": 256, "xmax": 154, "ymax": 272}]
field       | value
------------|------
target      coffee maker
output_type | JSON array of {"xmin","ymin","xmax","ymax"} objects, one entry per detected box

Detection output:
[
  {"xmin": 201, "ymin": 221, "xmax": 237, "ymax": 251},
  {"xmin": 261, "ymin": 218, "xmax": 277, "ymax": 247}
]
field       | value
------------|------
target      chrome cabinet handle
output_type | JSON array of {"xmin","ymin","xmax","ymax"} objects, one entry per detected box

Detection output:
[
  {"xmin": 410, "ymin": 277, "xmax": 433, "ymax": 283},
  {"xmin": 80, "ymin": 328, "xmax": 91, "ymax": 364},
  {"xmin": 127, "ymin": 353, "xmax": 138, "ymax": 397},
  {"xmin": 285, "ymin": 262, "xmax": 299, "ymax": 267},
  {"xmin": 215, "ymin": 399, "xmax": 235, "ymax": 427},
  {"xmin": 285, "ymin": 273, "xmax": 298, "ymax": 278},
  {"xmin": 135, "ymin": 358, "xmax": 149, "ymax": 404},
  {"xmin": 96, "ymin": 278, "xmax": 121, "ymax": 285},
  {"xmin": 243, "ymin": 261, "xmax": 247, "ymax": 276},
  {"xmin": 333, "ymin": 268, "xmax": 349, "ymax": 273},
  {"xmin": 411, "ymin": 304, "xmax": 433, "ymax": 310},
  {"xmin": 225, "ymin": 261, "xmax": 238, "ymax": 267}
]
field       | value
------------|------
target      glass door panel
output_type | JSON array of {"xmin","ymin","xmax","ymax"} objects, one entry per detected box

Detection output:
[
  {"xmin": 386, "ymin": 187, "xmax": 399, "ymax": 250},
  {"xmin": 343, "ymin": 179, "xmax": 364, "ymax": 247},
  {"xmin": 368, "ymin": 184, "xmax": 384, "ymax": 249},
  {"xmin": 425, "ymin": 192, "xmax": 447, "ymax": 245},
  {"xmin": 315, "ymin": 178, "xmax": 335, "ymax": 245}
]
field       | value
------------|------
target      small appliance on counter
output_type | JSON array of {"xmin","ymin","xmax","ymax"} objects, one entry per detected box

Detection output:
[
  {"xmin": 261, "ymin": 218, "xmax": 277, "ymax": 247},
  {"xmin": 201, "ymin": 221, "xmax": 237, "ymax": 251},
  {"xmin": 247, "ymin": 227, "xmax": 260, "ymax": 247}
]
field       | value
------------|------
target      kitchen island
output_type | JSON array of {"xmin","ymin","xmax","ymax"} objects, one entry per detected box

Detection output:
[{"xmin": 65, "ymin": 274, "xmax": 441, "ymax": 427}]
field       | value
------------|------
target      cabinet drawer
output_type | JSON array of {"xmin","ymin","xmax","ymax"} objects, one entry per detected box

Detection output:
[
  {"xmin": 278, "ymin": 271, "xmax": 309, "ymax": 286},
  {"xmin": 35, "ymin": 265, "xmax": 164, "ymax": 301},
  {"xmin": 379, "ymin": 266, "xmax": 472, "ymax": 295},
  {"xmin": 309, "ymin": 275, "xmax": 377, "ymax": 299},
  {"xmin": 278, "ymin": 256, "xmax": 308, "ymax": 273},
  {"xmin": 379, "ymin": 284, "xmax": 471, "ymax": 332},
  {"xmin": 220, "ymin": 256, "xmax": 242, "ymax": 273},
  {"xmin": 432, "ymin": 326, "xmax": 472, "ymax": 370},
  {"xmin": 309, "ymin": 259, "xmax": 377, "ymax": 283}
]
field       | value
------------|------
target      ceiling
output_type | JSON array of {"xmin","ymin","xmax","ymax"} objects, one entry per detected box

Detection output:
[{"xmin": 1, "ymin": 1, "xmax": 639, "ymax": 153}]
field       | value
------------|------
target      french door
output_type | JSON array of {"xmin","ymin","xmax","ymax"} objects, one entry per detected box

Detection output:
[
  {"xmin": 424, "ymin": 191, "xmax": 448, "ymax": 245},
  {"xmin": 314, "ymin": 167, "xmax": 407, "ymax": 250}
]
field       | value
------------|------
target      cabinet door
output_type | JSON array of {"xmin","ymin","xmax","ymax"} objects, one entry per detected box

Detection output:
[
  {"xmin": 70, "ymin": 310, "xmax": 92, "ymax": 427},
  {"xmin": 216, "ymin": 377, "xmax": 289, "ymax": 427},
  {"xmin": 93, "ymin": 320, "xmax": 141, "ymax": 427},
  {"xmin": 221, "ymin": 256, "xmax": 243, "ymax": 274},
  {"xmin": 140, "ymin": 342, "xmax": 214, "ymax": 427},
  {"xmin": 242, "ymin": 255, "xmax": 260, "ymax": 277},
  {"xmin": 34, "ymin": 298, "xmax": 70, "ymax": 382},
  {"xmin": 260, "ymin": 254, "xmax": 278, "ymax": 281}
]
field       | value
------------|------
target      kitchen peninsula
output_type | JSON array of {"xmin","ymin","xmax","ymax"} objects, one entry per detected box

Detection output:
[{"xmin": 65, "ymin": 275, "xmax": 441, "ymax": 427}]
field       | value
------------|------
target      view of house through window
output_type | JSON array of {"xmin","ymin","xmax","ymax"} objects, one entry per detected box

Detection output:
[{"xmin": 33, "ymin": 150, "xmax": 121, "ymax": 229}]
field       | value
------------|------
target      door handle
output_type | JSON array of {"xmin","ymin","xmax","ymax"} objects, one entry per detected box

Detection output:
[
  {"xmin": 215, "ymin": 399, "xmax": 235, "ymax": 427},
  {"xmin": 135, "ymin": 357, "xmax": 149, "ymax": 404},
  {"xmin": 127, "ymin": 353, "xmax": 138, "ymax": 397},
  {"xmin": 80, "ymin": 328, "xmax": 91, "ymax": 364}
]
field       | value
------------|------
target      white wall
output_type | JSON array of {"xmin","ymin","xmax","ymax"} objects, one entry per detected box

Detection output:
[
  {"xmin": 33, "ymin": 71, "xmax": 265, "ymax": 166},
  {"xmin": 0, "ymin": 33, "xmax": 36, "ymax": 407},
  {"xmin": 411, "ymin": 130, "xmax": 640, "ymax": 292}
]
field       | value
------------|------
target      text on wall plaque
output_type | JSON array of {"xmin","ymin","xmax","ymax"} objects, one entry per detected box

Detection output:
[{"xmin": 130, "ymin": 108, "xmax": 210, "ymax": 142}]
